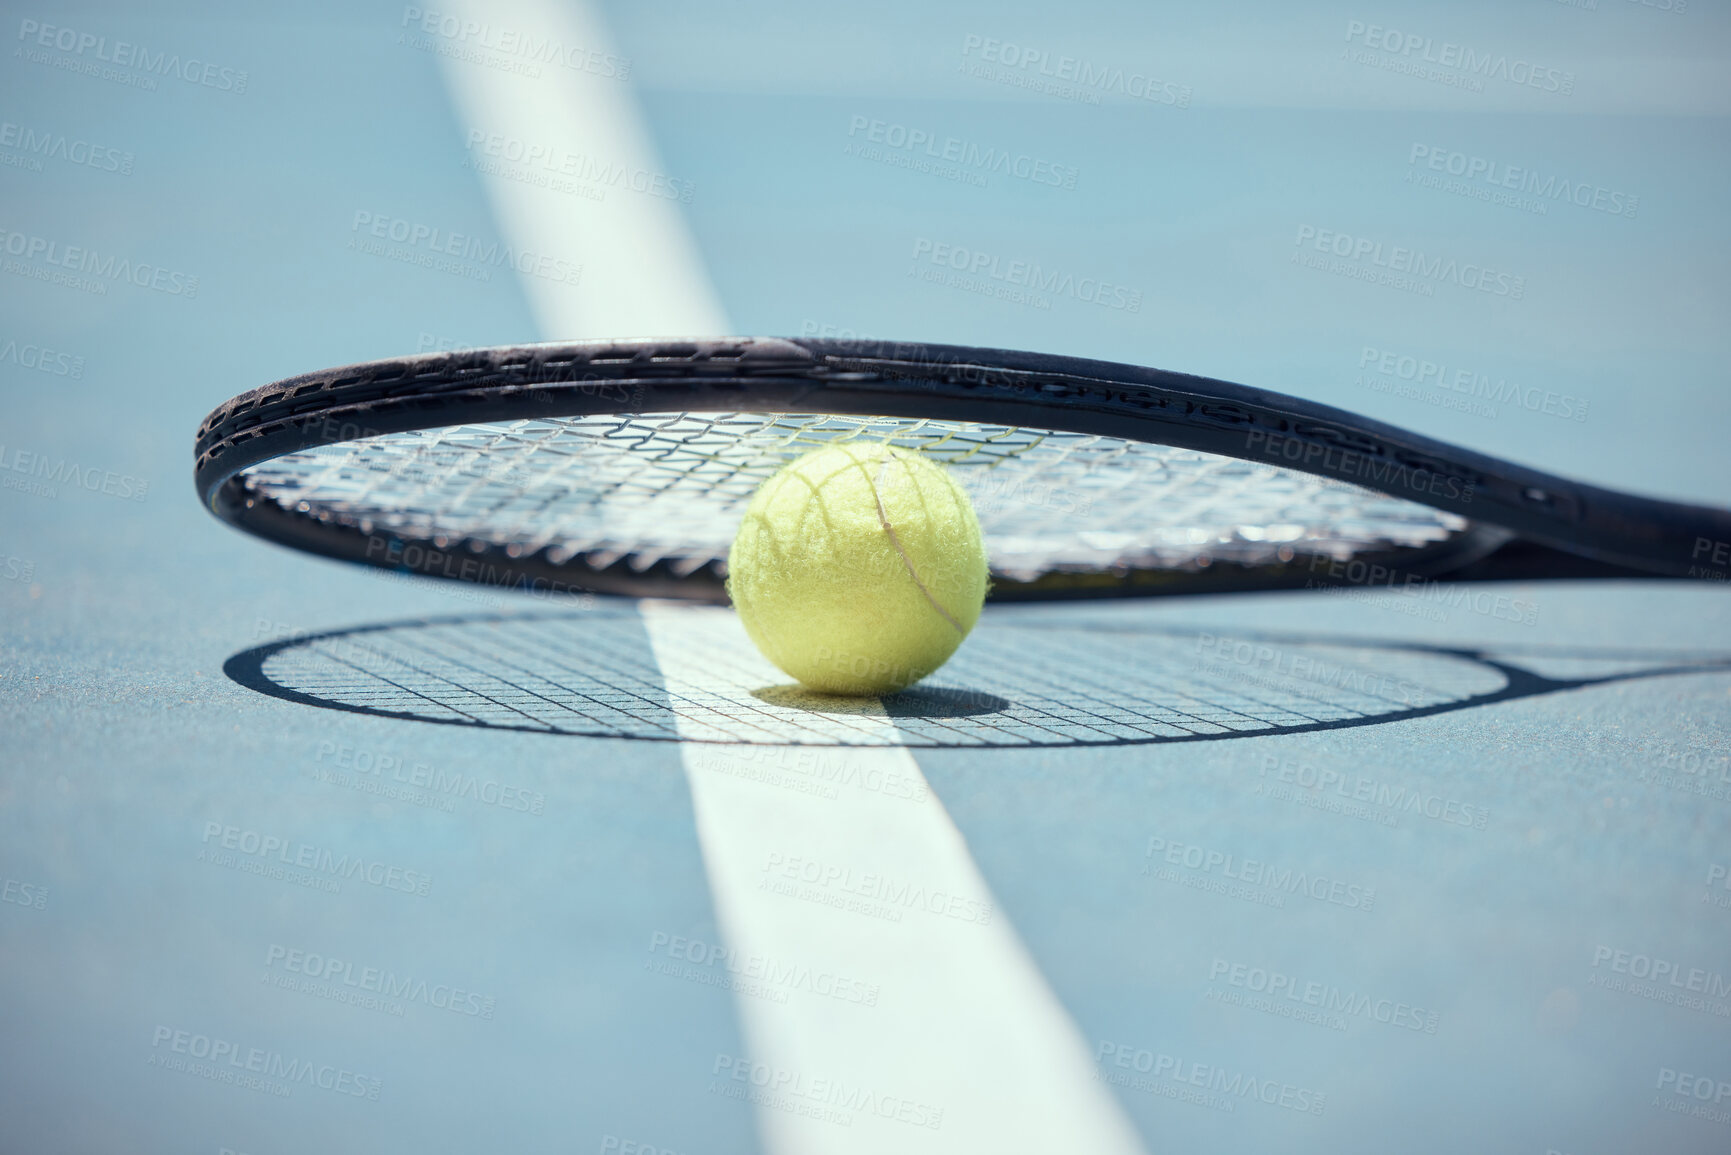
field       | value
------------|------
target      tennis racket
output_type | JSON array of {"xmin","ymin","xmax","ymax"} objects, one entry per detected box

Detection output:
[{"xmin": 194, "ymin": 337, "xmax": 1731, "ymax": 602}]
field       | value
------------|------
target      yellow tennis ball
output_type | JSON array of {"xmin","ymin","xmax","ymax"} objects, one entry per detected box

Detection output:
[{"xmin": 726, "ymin": 442, "xmax": 989, "ymax": 696}]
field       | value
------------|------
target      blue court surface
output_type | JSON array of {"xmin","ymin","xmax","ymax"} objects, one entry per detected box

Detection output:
[{"xmin": 3, "ymin": 2, "xmax": 1730, "ymax": 1152}]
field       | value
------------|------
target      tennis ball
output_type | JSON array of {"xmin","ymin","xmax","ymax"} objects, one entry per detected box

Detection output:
[{"xmin": 726, "ymin": 442, "xmax": 989, "ymax": 696}]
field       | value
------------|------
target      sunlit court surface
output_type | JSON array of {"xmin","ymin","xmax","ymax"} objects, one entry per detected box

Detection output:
[{"xmin": 4, "ymin": 1, "xmax": 1731, "ymax": 1152}]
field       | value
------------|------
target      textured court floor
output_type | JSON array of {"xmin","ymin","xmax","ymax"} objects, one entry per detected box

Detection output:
[{"xmin": 3, "ymin": 2, "xmax": 1730, "ymax": 1152}]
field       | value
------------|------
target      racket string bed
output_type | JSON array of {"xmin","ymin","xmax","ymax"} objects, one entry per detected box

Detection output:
[{"xmin": 239, "ymin": 412, "xmax": 1467, "ymax": 583}]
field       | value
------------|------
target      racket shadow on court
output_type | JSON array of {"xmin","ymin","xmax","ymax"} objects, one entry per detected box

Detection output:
[{"xmin": 221, "ymin": 605, "xmax": 1731, "ymax": 749}]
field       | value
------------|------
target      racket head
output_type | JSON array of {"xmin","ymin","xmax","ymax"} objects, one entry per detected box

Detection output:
[{"xmin": 194, "ymin": 338, "xmax": 1728, "ymax": 600}]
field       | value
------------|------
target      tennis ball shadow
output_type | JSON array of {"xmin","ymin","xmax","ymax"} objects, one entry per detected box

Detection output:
[{"xmin": 751, "ymin": 683, "xmax": 1010, "ymax": 719}]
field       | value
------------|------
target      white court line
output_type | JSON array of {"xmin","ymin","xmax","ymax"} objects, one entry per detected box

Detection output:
[
  {"xmin": 436, "ymin": 3, "xmax": 1143, "ymax": 1147},
  {"xmin": 435, "ymin": 0, "xmax": 728, "ymax": 338},
  {"xmin": 641, "ymin": 604, "xmax": 1145, "ymax": 1152}
]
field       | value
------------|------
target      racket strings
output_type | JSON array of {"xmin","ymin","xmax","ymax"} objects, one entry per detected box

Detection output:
[{"xmin": 241, "ymin": 412, "xmax": 1468, "ymax": 580}]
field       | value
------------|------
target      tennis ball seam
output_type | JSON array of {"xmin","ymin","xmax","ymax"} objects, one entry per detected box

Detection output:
[{"xmin": 870, "ymin": 451, "xmax": 965, "ymax": 637}]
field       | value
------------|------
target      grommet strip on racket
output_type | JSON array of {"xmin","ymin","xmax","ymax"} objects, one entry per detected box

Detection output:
[{"xmin": 194, "ymin": 337, "xmax": 1731, "ymax": 601}]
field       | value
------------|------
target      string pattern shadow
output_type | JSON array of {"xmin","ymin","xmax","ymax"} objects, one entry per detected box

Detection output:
[{"xmin": 222, "ymin": 608, "xmax": 1731, "ymax": 748}]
